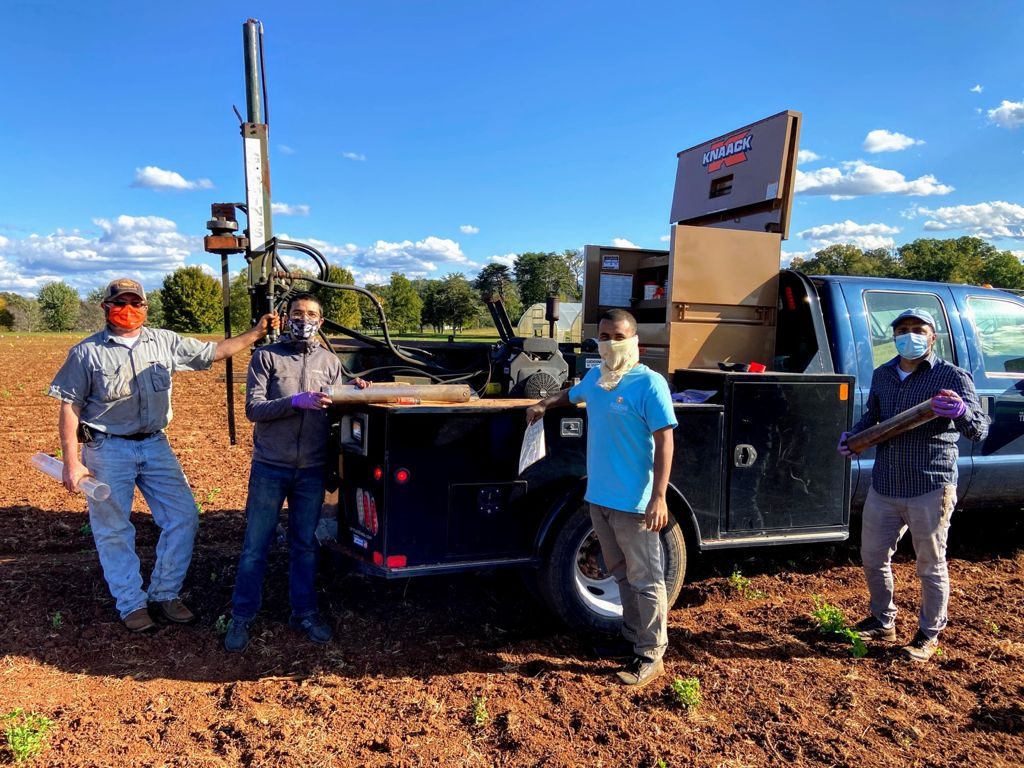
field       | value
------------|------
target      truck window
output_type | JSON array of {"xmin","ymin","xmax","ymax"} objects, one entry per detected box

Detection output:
[
  {"xmin": 965, "ymin": 296, "xmax": 1024, "ymax": 378},
  {"xmin": 863, "ymin": 291, "xmax": 953, "ymax": 367}
]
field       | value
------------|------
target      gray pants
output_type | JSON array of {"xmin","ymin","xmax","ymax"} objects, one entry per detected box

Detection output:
[
  {"xmin": 589, "ymin": 503, "xmax": 668, "ymax": 662},
  {"xmin": 861, "ymin": 485, "xmax": 956, "ymax": 639}
]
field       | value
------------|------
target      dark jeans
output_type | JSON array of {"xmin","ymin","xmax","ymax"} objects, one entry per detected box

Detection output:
[{"xmin": 231, "ymin": 461, "xmax": 326, "ymax": 622}]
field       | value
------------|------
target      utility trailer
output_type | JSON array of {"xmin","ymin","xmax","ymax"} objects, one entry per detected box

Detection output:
[{"xmin": 204, "ymin": 20, "xmax": 853, "ymax": 633}]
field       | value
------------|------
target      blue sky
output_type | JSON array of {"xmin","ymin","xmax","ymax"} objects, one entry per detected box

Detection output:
[{"xmin": 2, "ymin": 1, "xmax": 1023, "ymax": 296}]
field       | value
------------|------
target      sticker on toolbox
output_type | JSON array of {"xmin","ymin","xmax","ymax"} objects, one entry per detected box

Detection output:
[{"xmin": 352, "ymin": 533, "xmax": 368, "ymax": 549}]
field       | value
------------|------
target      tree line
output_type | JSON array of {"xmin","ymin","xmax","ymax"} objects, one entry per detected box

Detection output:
[
  {"xmin": 5, "ymin": 237, "xmax": 1016, "ymax": 334},
  {"xmin": 0, "ymin": 249, "xmax": 583, "ymax": 334}
]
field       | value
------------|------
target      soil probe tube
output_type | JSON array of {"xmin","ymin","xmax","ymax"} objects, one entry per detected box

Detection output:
[
  {"xmin": 846, "ymin": 400, "xmax": 937, "ymax": 455},
  {"xmin": 31, "ymin": 452, "xmax": 111, "ymax": 501}
]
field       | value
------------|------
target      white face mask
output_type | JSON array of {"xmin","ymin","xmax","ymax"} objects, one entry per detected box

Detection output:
[{"xmin": 597, "ymin": 336, "xmax": 640, "ymax": 390}]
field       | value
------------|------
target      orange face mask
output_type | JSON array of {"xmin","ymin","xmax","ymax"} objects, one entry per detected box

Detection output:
[{"xmin": 106, "ymin": 304, "xmax": 147, "ymax": 331}]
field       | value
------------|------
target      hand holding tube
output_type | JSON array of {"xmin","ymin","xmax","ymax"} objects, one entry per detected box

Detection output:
[
  {"xmin": 837, "ymin": 431, "xmax": 856, "ymax": 458},
  {"xmin": 931, "ymin": 389, "xmax": 966, "ymax": 419},
  {"xmin": 291, "ymin": 391, "xmax": 332, "ymax": 410}
]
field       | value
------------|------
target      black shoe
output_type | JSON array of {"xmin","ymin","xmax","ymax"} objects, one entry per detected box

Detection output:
[
  {"xmin": 852, "ymin": 616, "xmax": 897, "ymax": 642},
  {"xmin": 224, "ymin": 618, "xmax": 250, "ymax": 653},
  {"xmin": 289, "ymin": 614, "xmax": 333, "ymax": 645}
]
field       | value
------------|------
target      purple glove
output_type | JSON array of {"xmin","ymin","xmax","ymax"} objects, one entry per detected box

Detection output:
[
  {"xmin": 837, "ymin": 431, "xmax": 855, "ymax": 458},
  {"xmin": 291, "ymin": 391, "xmax": 330, "ymax": 410},
  {"xmin": 931, "ymin": 391, "xmax": 967, "ymax": 419}
]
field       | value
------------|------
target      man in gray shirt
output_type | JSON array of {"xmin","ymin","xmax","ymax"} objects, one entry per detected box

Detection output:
[{"xmin": 49, "ymin": 277, "xmax": 277, "ymax": 632}]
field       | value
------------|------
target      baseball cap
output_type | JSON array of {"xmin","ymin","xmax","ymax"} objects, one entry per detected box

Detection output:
[
  {"xmin": 102, "ymin": 278, "xmax": 146, "ymax": 303},
  {"xmin": 891, "ymin": 308, "xmax": 936, "ymax": 330}
]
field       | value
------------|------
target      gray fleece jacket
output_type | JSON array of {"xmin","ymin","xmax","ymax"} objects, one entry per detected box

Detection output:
[{"xmin": 245, "ymin": 337, "xmax": 344, "ymax": 468}]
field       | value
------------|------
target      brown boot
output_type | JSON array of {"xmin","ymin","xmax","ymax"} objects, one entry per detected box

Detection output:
[
  {"xmin": 152, "ymin": 598, "xmax": 195, "ymax": 624},
  {"xmin": 123, "ymin": 607, "xmax": 156, "ymax": 633},
  {"xmin": 616, "ymin": 656, "xmax": 665, "ymax": 688}
]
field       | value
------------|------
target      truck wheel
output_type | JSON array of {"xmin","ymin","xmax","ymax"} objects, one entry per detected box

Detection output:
[{"xmin": 540, "ymin": 502, "xmax": 687, "ymax": 634}]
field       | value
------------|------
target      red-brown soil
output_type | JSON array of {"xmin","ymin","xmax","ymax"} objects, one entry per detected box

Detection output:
[{"xmin": 1, "ymin": 333, "xmax": 1022, "ymax": 767}]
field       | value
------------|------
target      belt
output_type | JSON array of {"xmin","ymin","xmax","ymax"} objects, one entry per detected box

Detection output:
[{"xmin": 111, "ymin": 432, "xmax": 160, "ymax": 441}]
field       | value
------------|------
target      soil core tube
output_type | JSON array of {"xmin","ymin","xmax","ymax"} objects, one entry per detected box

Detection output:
[
  {"xmin": 322, "ymin": 383, "xmax": 473, "ymax": 404},
  {"xmin": 846, "ymin": 400, "xmax": 937, "ymax": 455},
  {"xmin": 31, "ymin": 453, "xmax": 111, "ymax": 501}
]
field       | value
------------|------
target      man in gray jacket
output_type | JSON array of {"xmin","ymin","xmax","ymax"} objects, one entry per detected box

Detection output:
[{"xmin": 225, "ymin": 293, "xmax": 366, "ymax": 652}]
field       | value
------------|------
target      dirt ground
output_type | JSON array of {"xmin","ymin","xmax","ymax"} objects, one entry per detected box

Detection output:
[{"xmin": 1, "ymin": 333, "xmax": 1022, "ymax": 768}]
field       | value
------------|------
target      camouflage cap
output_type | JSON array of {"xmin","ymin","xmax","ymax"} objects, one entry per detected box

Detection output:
[{"xmin": 102, "ymin": 278, "xmax": 147, "ymax": 303}]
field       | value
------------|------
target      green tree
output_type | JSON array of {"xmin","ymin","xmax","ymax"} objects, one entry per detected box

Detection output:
[
  {"xmin": 162, "ymin": 266, "xmax": 221, "ymax": 333},
  {"xmin": 419, "ymin": 280, "xmax": 444, "ymax": 333},
  {"xmin": 146, "ymin": 288, "xmax": 165, "ymax": 329},
  {"xmin": 316, "ymin": 265, "xmax": 362, "ymax": 329},
  {"xmin": 227, "ymin": 272, "xmax": 250, "ymax": 332},
  {"xmin": 358, "ymin": 284, "xmax": 387, "ymax": 332},
  {"xmin": 432, "ymin": 273, "xmax": 478, "ymax": 332},
  {"xmin": 0, "ymin": 293, "xmax": 13, "ymax": 330},
  {"xmin": 38, "ymin": 281, "xmax": 80, "ymax": 331},
  {"xmin": 978, "ymin": 249, "xmax": 1024, "ymax": 289},
  {"xmin": 474, "ymin": 263, "xmax": 523, "ymax": 323},
  {"xmin": 897, "ymin": 237, "xmax": 989, "ymax": 284},
  {"xmin": 562, "ymin": 248, "xmax": 584, "ymax": 296},
  {"xmin": 381, "ymin": 272, "xmax": 423, "ymax": 333},
  {"xmin": 514, "ymin": 251, "xmax": 578, "ymax": 306},
  {"xmin": 3, "ymin": 293, "xmax": 40, "ymax": 331}
]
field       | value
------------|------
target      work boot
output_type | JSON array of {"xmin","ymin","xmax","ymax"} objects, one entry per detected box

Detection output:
[
  {"xmin": 152, "ymin": 598, "xmax": 196, "ymax": 624},
  {"xmin": 615, "ymin": 656, "xmax": 665, "ymax": 688},
  {"xmin": 123, "ymin": 607, "xmax": 156, "ymax": 633},
  {"xmin": 289, "ymin": 614, "xmax": 333, "ymax": 645},
  {"xmin": 852, "ymin": 615, "xmax": 897, "ymax": 642},
  {"xmin": 224, "ymin": 618, "xmax": 251, "ymax": 653},
  {"xmin": 902, "ymin": 630, "xmax": 939, "ymax": 663}
]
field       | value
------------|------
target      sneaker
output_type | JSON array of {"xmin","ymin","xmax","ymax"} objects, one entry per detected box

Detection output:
[
  {"xmin": 152, "ymin": 598, "xmax": 196, "ymax": 624},
  {"xmin": 224, "ymin": 618, "xmax": 250, "ymax": 653},
  {"xmin": 852, "ymin": 615, "xmax": 897, "ymax": 642},
  {"xmin": 615, "ymin": 656, "xmax": 665, "ymax": 688},
  {"xmin": 902, "ymin": 630, "xmax": 939, "ymax": 662},
  {"xmin": 289, "ymin": 614, "xmax": 333, "ymax": 645},
  {"xmin": 123, "ymin": 607, "xmax": 156, "ymax": 633}
]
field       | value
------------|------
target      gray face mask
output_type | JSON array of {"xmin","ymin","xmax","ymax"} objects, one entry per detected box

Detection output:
[{"xmin": 288, "ymin": 318, "xmax": 320, "ymax": 340}]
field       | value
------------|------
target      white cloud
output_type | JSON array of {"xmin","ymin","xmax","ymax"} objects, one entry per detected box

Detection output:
[
  {"xmin": 797, "ymin": 149, "xmax": 821, "ymax": 164},
  {"xmin": 910, "ymin": 201, "xmax": 1024, "ymax": 239},
  {"xmin": 797, "ymin": 219, "xmax": 900, "ymax": 251},
  {"xmin": 970, "ymin": 84, "xmax": 984, "ymax": 94},
  {"xmin": 282, "ymin": 234, "xmax": 472, "ymax": 283},
  {"xmin": 342, "ymin": 151, "xmax": 367, "ymax": 161},
  {"xmin": 0, "ymin": 215, "xmax": 195, "ymax": 295},
  {"xmin": 271, "ymin": 202, "xmax": 311, "ymax": 216},
  {"xmin": 278, "ymin": 144, "xmax": 296, "ymax": 155},
  {"xmin": 987, "ymin": 100, "xmax": 1024, "ymax": 129},
  {"xmin": 659, "ymin": 234, "xmax": 671, "ymax": 242},
  {"xmin": 459, "ymin": 224, "xmax": 480, "ymax": 234},
  {"xmin": 863, "ymin": 129, "xmax": 925, "ymax": 153},
  {"xmin": 132, "ymin": 166, "xmax": 213, "ymax": 191},
  {"xmin": 611, "ymin": 237, "xmax": 639, "ymax": 248},
  {"xmin": 796, "ymin": 161, "xmax": 953, "ymax": 199},
  {"xmin": 780, "ymin": 250, "xmax": 813, "ymax": 267},
  {"xmin": 488, "ymin": 253, "xmax": 517, "ymax": 268}
]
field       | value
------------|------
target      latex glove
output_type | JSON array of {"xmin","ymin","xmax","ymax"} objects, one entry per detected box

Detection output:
[
  {"xmin": 351, "ymin": 378, "xmax": 370, "ymax": 390},
  {"xmin": 837, "ymin": 431, "xmax": 856, "ymax": 458},
  {"xmin": 931, "ymin": 389, "xmax": 967, "ymax": 419},
  {"xmin": 291, "ymin": 391, "xmax": 332, "ymax": 410}
]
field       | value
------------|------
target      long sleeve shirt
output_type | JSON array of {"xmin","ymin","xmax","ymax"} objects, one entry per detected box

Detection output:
[{"xmin": 851, "ymin": 354, "xmax": 989, "ymax": 498}]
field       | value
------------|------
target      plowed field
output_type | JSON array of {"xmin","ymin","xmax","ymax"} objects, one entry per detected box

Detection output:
[{"xmin": 1, "ymin": 333, "xmax": 1022, "ymax": 767}]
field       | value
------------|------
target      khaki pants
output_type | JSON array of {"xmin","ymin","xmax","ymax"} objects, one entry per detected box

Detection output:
[
  {"xmin": 861, "ymin": 485, "xmax": 956, "ymax": 639},
  {"xmin": 589, "ymin": 503, "xmax": 668, "ymax": 662}
]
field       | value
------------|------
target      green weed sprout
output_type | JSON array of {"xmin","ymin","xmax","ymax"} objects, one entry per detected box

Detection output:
[
  {"xmin": 470, "ymin": 695, "xmax": 489, "ymax": 728},
  {"xmin": 669, "ymin": 677, "xmax": 701, "ymax": 710},
  {"xmin": 728, "ymin": 569, "xmax": 765, "ymax": 600},
  {"xmin": 3, "ymin": 709, "xmax": 53, "ymax": 763},
  {"xmin": 49, "ymin": 612, "xmax": 63, "ymax": 630},
  {"xmin": 214, "ymin": 614, "xmax": 229, "ymax": 636},
  {"xmin": 811, "ymin": 596, "xmax": 867, "ymax": 658}
]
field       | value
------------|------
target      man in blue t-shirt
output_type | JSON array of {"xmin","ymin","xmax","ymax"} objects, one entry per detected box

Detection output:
[{"xmin": 527, "ymin": 309, "xmax": 678, "ymax": 687}]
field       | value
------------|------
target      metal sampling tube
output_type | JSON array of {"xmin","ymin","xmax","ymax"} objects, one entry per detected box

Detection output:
[
  {"xmin": 321, "ymin": 384, "xmax": 473, "ymax": 404},
  {"xmin": 846, "ymin": 400, "xmax": 937, "ymax": 455}
]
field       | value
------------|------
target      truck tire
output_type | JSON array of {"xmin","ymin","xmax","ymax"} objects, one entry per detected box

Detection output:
[{"xmin": 539, "ymin": 502, "xmax": 687, "ymax": 635}]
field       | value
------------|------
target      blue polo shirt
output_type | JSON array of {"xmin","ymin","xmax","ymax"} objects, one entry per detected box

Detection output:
[{"xmin": 569, "ymin": 364, "xmax": 678, "ymax": 513}]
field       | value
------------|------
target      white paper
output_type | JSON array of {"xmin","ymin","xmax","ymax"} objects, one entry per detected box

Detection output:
[{"xmin": 519, "ymin": 419, "xmax": 547, "ymax": 474}]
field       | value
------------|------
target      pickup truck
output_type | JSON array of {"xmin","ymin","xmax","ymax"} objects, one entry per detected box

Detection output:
[{"xmin": 330, "ymin": 269, "xmax": 1024, "ymax": 634}]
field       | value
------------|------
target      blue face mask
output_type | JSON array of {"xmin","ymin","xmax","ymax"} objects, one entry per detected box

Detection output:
[{"xmin": 894, "ymin": 331, "xmax": 930, "ymax": 360}]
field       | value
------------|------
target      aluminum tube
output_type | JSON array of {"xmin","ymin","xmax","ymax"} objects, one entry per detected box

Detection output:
[
  {"xmin": 243, "ymin": 20, "xmax": 262, "ymax": 123},
  {"xmin": 322, "ymin": 384, "xmax": 473, "ymax": 404},
  {"xmin": 846, "ymin": 400, "xmax": 937, "ymax": 454}
]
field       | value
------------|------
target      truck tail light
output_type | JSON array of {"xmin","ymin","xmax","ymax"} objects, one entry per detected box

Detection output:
[
  {"xmin": 355, "ymin": 489, "xmax": 366, "ymax": 528},
  {"xmin": 355, "ymin": 488, "xmax": 379, "ymax": 535},
  {"xmin": 386, "ymin": 555, "xmax": 407, "ymax": 568},
  {"xmin": 372, "ymin": 551, "xmax": 383, "ymax": 566},
  {"xmin": 373, "ymin": 466, "xmax": 383, "ymax": 481},
  {"xmin": 395, "ymin": 468, "xmax": 410, "ymax": 484}
]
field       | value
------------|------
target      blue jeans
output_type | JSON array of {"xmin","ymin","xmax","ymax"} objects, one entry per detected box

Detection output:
[
  {"xmin": 861, "ymin": 485, "xmax": 957, "ymax": 638},
  {"xmin": 230, "ymin": 461, "xmax": 326, "ymax": 622},
  {"xmin": 82, "ymin": 432, "xmax": 199, "ymax": 618}
]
